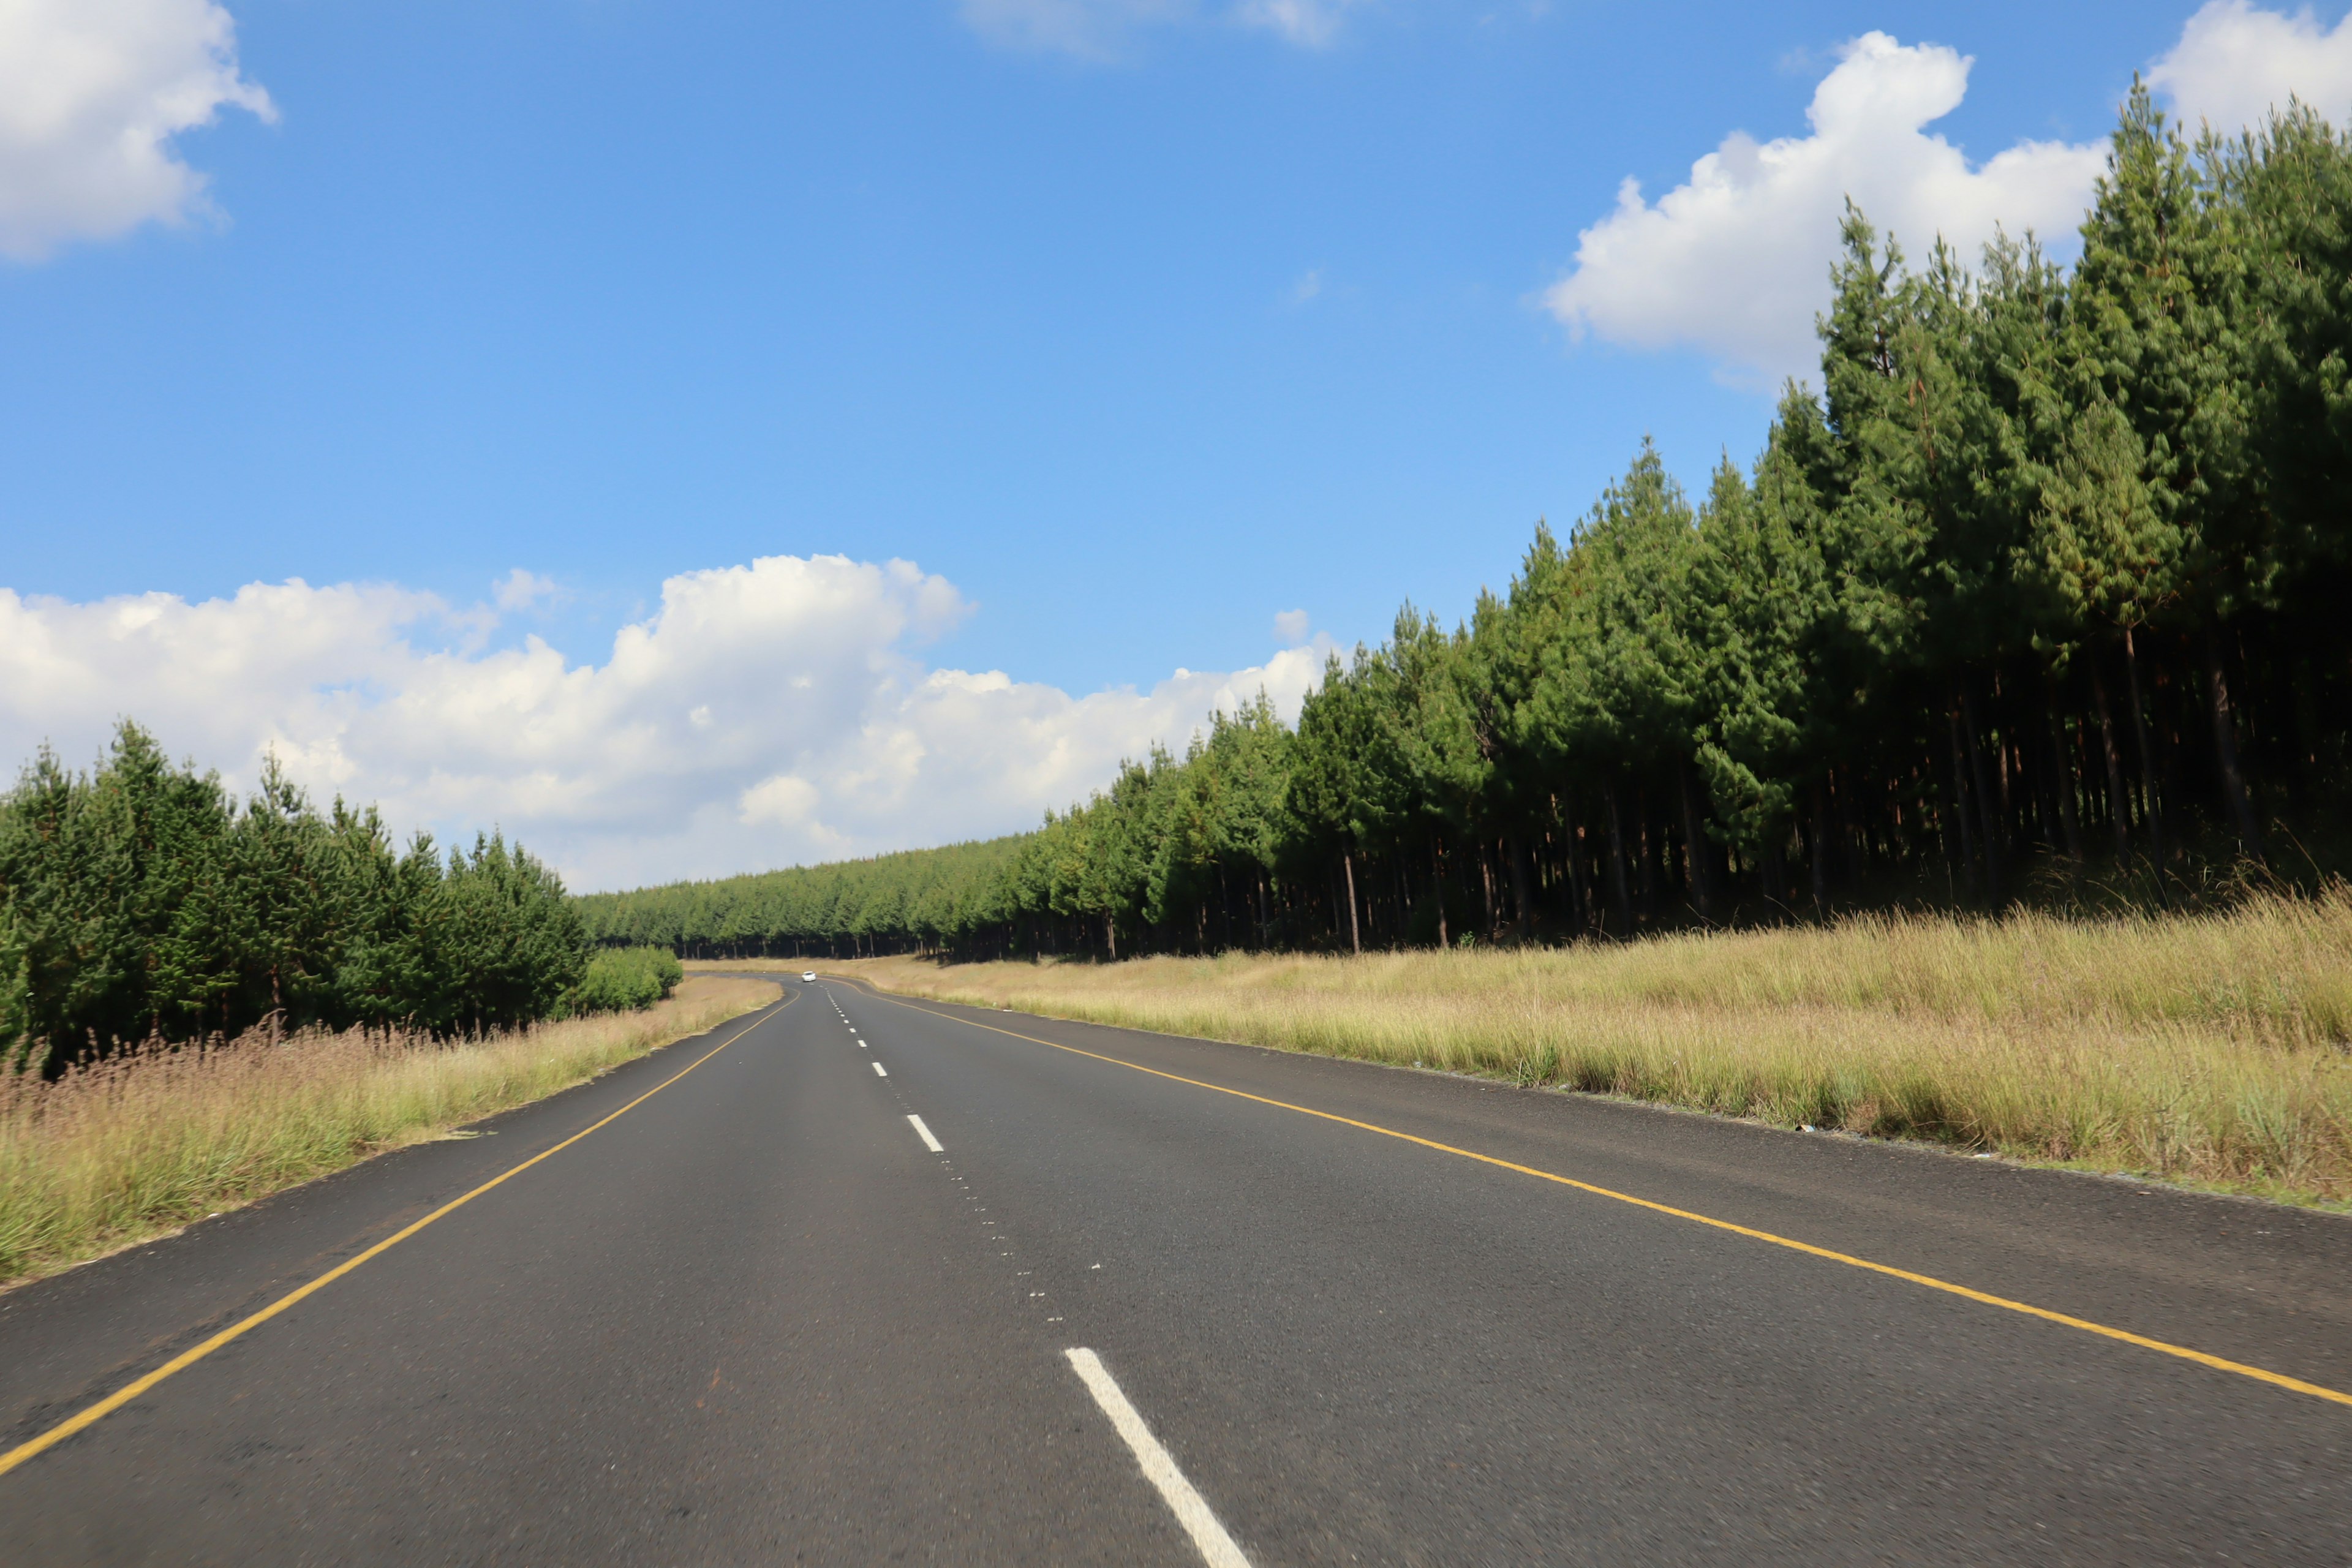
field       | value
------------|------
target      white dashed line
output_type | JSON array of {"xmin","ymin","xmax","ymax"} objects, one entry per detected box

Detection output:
[
  {"xmin": 906, "ymin": 1114, "xmax": 945, "ymax": 1153},
  {"xmin": 872, "ymin": 1061, "xmax": 888, "ymax": 1077},
  {"xmin": 1065, "ymin": 1349, "xmax": 1251, "ymax": 1568}
]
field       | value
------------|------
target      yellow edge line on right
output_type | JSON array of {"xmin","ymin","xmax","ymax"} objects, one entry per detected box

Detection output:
[{"xmin": 842, "ymin": 978, "xmax": 2352, "ymax": 1412}]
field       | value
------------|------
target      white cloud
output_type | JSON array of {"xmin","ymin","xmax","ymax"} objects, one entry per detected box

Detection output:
[
  {"xmin": 2148, "ymin": 1, "xmax": 2352, "ymax": 134},
  {"xmin": 1234, "ymin": 0, "xmax": 1364, "ymax": 47},
  {"xmin": 960, "ymin": 0, "xmax": 1185, "ymax": 59},
  {"xmin": 492, "ymin": 568, "xmax": 560, "ymax": 614},
  {"xmin": 0, "ymin": 554, "xmax": 1333, "ymax": 892},
  {"xmin": 1543, "ymin": 32, "xmax": 2105, "ymax": 386},
  {"xmin": 0, "ymin": 0, "xmax": 274, "ymax": 261},
  {"xmin": 958, "ymin": 0, "xmax": 1362, "ymax": 58},
  {"xmin": 1273, "ymin": 608, "xmax": 1311, "ymax": 645}
]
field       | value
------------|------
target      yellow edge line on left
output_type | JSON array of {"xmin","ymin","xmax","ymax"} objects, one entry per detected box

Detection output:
[{"xmin": 0, "ymin": 995, "xmax": 788, "ymax": 1479}]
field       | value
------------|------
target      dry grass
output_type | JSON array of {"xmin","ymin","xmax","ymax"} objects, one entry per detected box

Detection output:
[
  {"xmin": 802, "ymin": 894, "xmax": 2352, "ymax": 1208},
  {"xmin": 0, "ymin": 976, "xmax": 779, "ymax": 1287}
]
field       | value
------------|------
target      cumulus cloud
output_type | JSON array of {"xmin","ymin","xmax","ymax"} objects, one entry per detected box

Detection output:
[
  {"xmin": 0, "ymin": 556, "xmax": 1333, "ymax": 892},
  {"xmin": 1544, "ymin": 32, "xmax": 2105, "ymax": 386},
  {"xmin": 0, "ymin": 0, "xmax": 274, "ymax": 261},
  {"xmin": 2149, "ymin": 1, "xmax": 2352, "ymax": 134},
  {"xmin": 958, "ymin": 0, "xmax": 1362, "ymax": 58}
]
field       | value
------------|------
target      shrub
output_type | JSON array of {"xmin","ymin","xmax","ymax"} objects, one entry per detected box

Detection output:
[{"xmin": 572, "ymin": 946, "xmax": 685, "ymax": 1014}]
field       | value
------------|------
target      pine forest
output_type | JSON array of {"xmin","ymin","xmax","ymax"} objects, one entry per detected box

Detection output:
[
  {"xmin": 580, "ymin": 94, "xmax": 2352, "ymax": 963},
  {"xmin": 0, "ymin": 724, "xmax": 597, "ymax": 1072}
]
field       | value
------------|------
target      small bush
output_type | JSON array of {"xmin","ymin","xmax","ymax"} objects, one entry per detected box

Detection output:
[{"xmin": 573, "ymin": 946, "xmax": 685, "ymax": 1014}]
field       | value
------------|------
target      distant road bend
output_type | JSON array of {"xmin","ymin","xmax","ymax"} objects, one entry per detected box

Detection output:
[{"xmin": 3, "ymin": 979, "xmax": 2349, "ymax": 1563}]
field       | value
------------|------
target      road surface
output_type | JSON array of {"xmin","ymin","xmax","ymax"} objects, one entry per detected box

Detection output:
[{"xmin": 2, "ymin": 978, "xmax": 2348, "ymax": 1564}]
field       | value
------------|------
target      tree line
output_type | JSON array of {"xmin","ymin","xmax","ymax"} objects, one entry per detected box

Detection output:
[
  {"xmin": 586, "ymin": 89, "xmax": 2352, "ymax": 962},
  {"xmin": 574, "ymin": 838, "xmax": 1025, "ymax": 959},
  {"xmin": 2, "ymin": 723, "xmax": 592, "ymax": 1072}
]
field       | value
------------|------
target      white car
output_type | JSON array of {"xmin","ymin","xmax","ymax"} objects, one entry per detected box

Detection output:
[{"xmin": 802, "ymin": 971, "xmax": 818, "ymax": 983}]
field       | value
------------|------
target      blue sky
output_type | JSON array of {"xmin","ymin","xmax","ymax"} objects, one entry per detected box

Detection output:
[{"xmin": 2, "ymin": 0, "xmax": 2343, "ymax": 886}]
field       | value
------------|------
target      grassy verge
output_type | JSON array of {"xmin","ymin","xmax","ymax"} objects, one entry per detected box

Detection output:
[
  {"xmin": 761, "ymin": 895, "xmax": 2352, "ymax": 1208},
  {"xmin": 0, "ymin": 975, "xmax": 780, "ymax": 1288}
]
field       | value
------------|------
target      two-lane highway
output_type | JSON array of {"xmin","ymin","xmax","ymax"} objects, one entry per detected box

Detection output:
[
  {"xmin": 2, "ymin": 977, "xmax": 2348, "ymax": 1563},
  {"xmin": 0, "ymin": 990, "xmax": 1196, "ymax": 1564}
]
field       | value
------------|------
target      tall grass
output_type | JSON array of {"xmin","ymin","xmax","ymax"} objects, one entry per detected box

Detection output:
[
  {"xmin": 0, "ymin": 976, "xmax": 778, "ymax": 1287},
  {"xmin": 809, "ymin": 892, "xmax": 2352, "ymax": 1207}
]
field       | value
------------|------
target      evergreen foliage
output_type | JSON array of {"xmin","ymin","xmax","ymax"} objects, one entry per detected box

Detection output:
[
  {"xmin": 0, "ymin": 723, "xmax": 588, "ymax": 1071},
  {"xmin": 572, "ymin": 837, "xmax": 1027, "ymax": 959},
  {"xmin": 585, "ymin": 96, "xmax": 2352, "ymax": 963},
  {"xmin": 573, "ymin": 945, "xmax": 686, "ymax": 1012}
]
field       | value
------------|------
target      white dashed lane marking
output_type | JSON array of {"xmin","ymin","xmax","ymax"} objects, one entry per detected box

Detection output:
[{"xmin": 1066, "ymin": 1349, "xmax": 1252, "ymax": 1568}]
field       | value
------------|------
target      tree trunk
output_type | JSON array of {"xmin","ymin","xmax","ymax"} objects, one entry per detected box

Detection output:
[
  {"xmin": 1603, "ymin": 785, "xmax": 1634, "ymax": 935},
  {"xmin": 1635, "ymin": 795, "xmax": 1657, "ymax": 917},
  {"xmin": 2088, "ymin": 655, "xmax": 2133, "ymax": 866},
  {"xmin": 1809, "ymin": 778, "xmax": 1831, "ymax": 917},
  {"xmin": 1678, "ymin": 761, "xmax": 1714, "ymax": 922},
  {"xmin": 1945, "ymin": 710, "xmax": 1980, "ymax": 900},
  {"xmin": 1342, "ymin": 845, "xmax": 1363, "ymax": 955},
  {"xmin": 1477, "ymin": 840, "xmax": 1498, "ymax": 937},
  {"xmin": 1834, "ymin": 769, "xmax": 1864, "ymax": 883},
  {"xmin": 2123, "ymin": 627, "xmax": 2166, "ymax": 873},
  {"xmin": 1104, "ymin": 911, "xmax": 1117, "ymax": 962},
  {"xmin": 2206, "ymin": 628, "xmax": 2266, "ymax": 864},
  {"xmin": 2043, "ymin": 679, "xmax": 2084, "ymax": 863},
  {"xmin": 1564, "ymin": 818, "xmax": 1589, "ymax": 936},
  {"xmin": 1507, "ymin": 834, "xmax": 1532, "ymax": 932},
  {"xmin": 1430, "ymin": 838, "xmax": 1450, "ymax": 948},
  {"xmin": 1959, "ymin": 681, "xmax": 2003, "ymax": 902},
  {"xmin": 1991, "ymin": 670, "xmax": 2015, "ymax": 834}
]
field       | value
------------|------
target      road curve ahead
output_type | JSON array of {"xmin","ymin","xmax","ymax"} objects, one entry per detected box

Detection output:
[{"xmin": 2, "ymin": 979, "xmax": 2349, "ymax": 1564}]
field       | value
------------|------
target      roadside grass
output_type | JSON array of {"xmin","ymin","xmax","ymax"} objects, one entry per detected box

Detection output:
[
  {"xmin": 767, "ymin": 893, "xmax": 2352, "ymax": 1208},
  {"xmin": 0, "ymin": 976, "xmax": 780, "ymax": 1288}
]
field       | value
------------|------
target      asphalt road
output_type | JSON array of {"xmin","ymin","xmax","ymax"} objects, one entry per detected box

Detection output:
[{"xmin": 2, "ymin": 977, "xmax": 2348, "ymax": 1564}]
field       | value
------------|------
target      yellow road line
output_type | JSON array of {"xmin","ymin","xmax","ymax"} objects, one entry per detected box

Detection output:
[
  {"xmin": 0, "ymin": 996, "xmax": 791, "ymax": 1479},
  {"xmin": 853, "ymin": 982, "xmax": 2352, "ymax": 1412}
]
